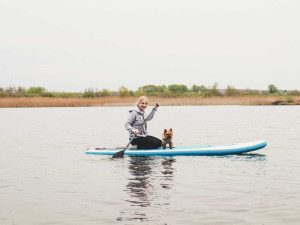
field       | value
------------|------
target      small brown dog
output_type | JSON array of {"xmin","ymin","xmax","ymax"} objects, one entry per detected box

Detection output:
[{"xmin": 162, "ymin": 128, "xmax": 173, "ymax": 149}]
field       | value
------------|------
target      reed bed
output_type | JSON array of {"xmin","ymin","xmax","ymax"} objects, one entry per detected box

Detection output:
[{"xmin": 1, "ymin": 96, "xmax": 299, "ymax": 108}]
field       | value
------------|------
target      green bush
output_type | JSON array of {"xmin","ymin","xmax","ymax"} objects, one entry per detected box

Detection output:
[
  {"xmin": 168, "ymin": 84, "xmax": 188, "ymax": 93},
  {"xmin": 83, "ymin": 91, "xmax": 96, "ymax": 98},
  {"xmin": 118, "ymin": 86, "xmax": 132, "ymax": 97},
  {"xmin": 118, "ymin": 86, "xmax": 129, "ymax": 97},
  {"xmin": 191, "ymin": 85, "xmax": 207, "ymax": 93},
  {"xmin": 242, "ymin": 90, "xmax": 260, "ymax": 95},
  {"xmin": 1, "ymin": 84, "xmax": 297, "ymax": 100},
  {"xmin": 138, "ymin": 85, "xmax": 167, "ymax": 96},
  {"xmin": 225, "ymin": 85, "xmax": 241, "ymax": 96},
  {"xmin": 268, "ymin": 84, "xmax": 279, "ymax": 94},
  {"xmin": 99, "ymin": 89, "xmax": 112, "ymax": 97},
  {"xmin": 201, "ymin": 91, "xmax": 213, "ymax": 98},
  {"xmin": 56, "ymin": 92, "xmax": 75, "ymax": 98},
  {"xmin": 205, "ymin": 82, "xmax": 223, "ymax": 97},
  {"xmin": 134, "ymin": 91, "xmax": 147, "ymax": 97},
  {"xmin": 287, "ymin": 90, "xmax": 300, "ymax": 96},
  {"xmin": 41, "ymin": 92, "xmax": 56, "ymax": 97},
  {"xmin": 183, "ymin": 92, "xmax": 199, "ymax": 97},
  {"xmin": 129, "ymin": 90, "xmax": 135, "ymax": 96},
  {"xmin": 0, "ymin": 91, "xmax": 9, "ymax": 98},
  {"xmin": 161, "ymin": 90, "xmax": 173, "ymax": 98},
  {"xmin": 27, "ymin": 87, "xmax": 46, "ymax": 95}
]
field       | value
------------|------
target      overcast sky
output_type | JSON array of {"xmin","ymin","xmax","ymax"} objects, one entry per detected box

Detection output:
[{"xmin": 0, "ymin": 0, "xmax": 299, "ymax": 92}]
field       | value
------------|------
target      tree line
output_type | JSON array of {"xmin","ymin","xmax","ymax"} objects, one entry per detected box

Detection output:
[{"xmin": 0, "ymin": 83, "xmax": 299, "ymax": 98}]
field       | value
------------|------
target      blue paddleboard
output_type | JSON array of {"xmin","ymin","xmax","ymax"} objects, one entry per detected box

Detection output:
[{"xmin": 85, "ymin": 140, "xmax": 267, "ymax": 156}]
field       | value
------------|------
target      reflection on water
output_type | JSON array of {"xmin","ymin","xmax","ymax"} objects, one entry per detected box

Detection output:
[
  {"xmin": 117, "ymin": 153, "xmax": 267, "ymax": 223},
  {"xmin": 117, "ymin": 156, "xmax": 175, "ymax": 223},
  {"xmin": 160, "ymin": 158, "xmax": 176, "ymax": 190},
  {"xmin": 126, "ymin": 157, "xmax": 153, "ymax": 208},
  {"xmin": 219, "ymin": 153, "xmax": 267, "ymax": 161}
]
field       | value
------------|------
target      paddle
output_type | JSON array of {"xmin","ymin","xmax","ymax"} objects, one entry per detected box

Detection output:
[{"xmin": 112, "ymin": 103, "xmax": 159, "ymax": 158}]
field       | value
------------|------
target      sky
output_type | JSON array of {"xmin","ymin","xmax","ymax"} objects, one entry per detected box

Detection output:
[{"xmin": 0, "ymin": 0, "xmax": 299, "ymax": 92}]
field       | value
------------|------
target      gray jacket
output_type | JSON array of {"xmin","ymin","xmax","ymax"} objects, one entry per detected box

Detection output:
[{"xmin": 125, "ymin": 107, "xmax": 156, "ymax": 139}]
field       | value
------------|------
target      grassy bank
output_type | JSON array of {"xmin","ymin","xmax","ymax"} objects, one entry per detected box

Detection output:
[{"xmin": 1, "ymin": 96, "xmax": 299, "ymax": 108}]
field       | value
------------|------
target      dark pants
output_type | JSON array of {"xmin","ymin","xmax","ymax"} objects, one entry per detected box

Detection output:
[{"xmin": 131, "ymin": 135, "xmax": 162, "ymax": 149}]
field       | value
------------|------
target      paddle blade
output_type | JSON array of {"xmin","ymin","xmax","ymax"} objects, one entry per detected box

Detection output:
[{"xmin": 112, "ymin": 149, "xmax": 125, "ymax": 158}]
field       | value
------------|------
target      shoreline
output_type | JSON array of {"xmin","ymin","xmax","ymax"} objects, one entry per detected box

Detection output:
[{"xmin": 1, "ymin": 96, "xmax": 300, "ymax": 108}]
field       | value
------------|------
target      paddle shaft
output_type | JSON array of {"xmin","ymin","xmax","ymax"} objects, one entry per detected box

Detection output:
[{"xmin": 112, "ymin": 103, "xmax": 159, "ymax": 158}]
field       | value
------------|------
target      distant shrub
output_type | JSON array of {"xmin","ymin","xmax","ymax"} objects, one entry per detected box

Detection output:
[
  {"xmin": 242, "ymin": 90, "xmax": 260, "ymax": 95},
  {"xmin": 225, "ymin": 86, "xmax": 241, "ymax": 96},
  {"xmin": 41, "ymin": 92, "xmax": 56, "ymax": 97},
  {"xmin": 138, "ymin": 85, "xmax": 167, "ymax": 96},
  {"xmin": 201, "ymin": 91, "xmax": 213, "ymax": 97},
  {"xmin": 83, "ymin": 91, "xmax": 96, "ymax": 98},
  {"xmin": 13, "ymin": 92, "xmax": 26, "ymax": 97},
  {"xmin": 2, "ymin": 83, "xmax": 297, "ymax": 100},
  {"xmin": 268, "ymin": 84, "xmax": 279, "ymax": 94},
  {"xmin": 134, "ymin": 91, "xmax": 147, "ymax": 97},
  {"xmin": 271, "ymin": 93, "xmax": 283, "ymax": 97},
  {"xmin": 206, "ymin": 83, "xmax": 223, "ymax": 97},
  {"xmin": 27, "ymin": 87, "xmax": 46, "ymax": 96},
  {"xmin": 14, "ymin": 87, "xmax": 26, "ymax": 97},
  {"xmin": 207, "ymin": 89, "xmax": 223, "ymax": 97},
  {"xmin": 284, "ymin": 95, "xmax": 294, "ymax": 103},
  {"xmin": 287, "ymin": 90, "xmax": 300, "ymax": 96},
  {"xmin": 118, "ymin": 86, "xmax": 129, "ymax": 97},
  {"xmin": 161, "ymin": 90, "xmax": 173, "ymax": 98},
  {"xmin": 191, "ymin": 84, "xmax": 207, "ymax": 94},
  {"xmin": 129, "ymin": 90, "xmax": 135, "ymax": 96},
  {"xmin": 0, "ymin": 86, "xmax": 27, "ymax": 98},
  {"xmin": 57, "ymin": 92, "xmax": 75, "ymax": 98},
  {"xmin": 183, "ymin": 92, "xmax": 199, "ymax": 97},
  {"xmin": 99, "ymin": 89, "xmax": 112, "ymax": 97},
  {"xmin": 168, "ymin": 84, "xmax": 188, "ymax": 93},
  {"xmin": 82, "ymin": 88, "xmax": 97, "ymax": 98},
  {"xmin": 0, "ymin": 91, "xmax": 9, "ymax": 98}
]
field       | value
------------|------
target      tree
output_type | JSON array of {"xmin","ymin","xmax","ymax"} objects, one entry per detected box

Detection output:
[
  {"xmin": 99, "ymin": 89, "xmax": 112, "ymax": 97},
  {"xmin": 83, "ymin": 88, "xmax": 96, "ymax": 98},
  {"xmin": 156, "ymin": 85, "xmax": 167, "ymax": 93},
  {"xmin": 225, "ymin": 85, "xmax": 241, "ymax": 96},
  {"xmin": 207, "ymin": 82, "xmax": 223, "ymax": 96},
  {"xmin": 27, "ymin": 86, "xmax": 46, "ymax": 95},
  {"xmin": 118, "ymin": 86, "xmax": 130, "ymax": 97},
  {"xmin": 168, "ymin": 84, "xmax": 188, "ymax": 93},
  {"xmin": 191, "ymin": 84, "xmax": 207, "ymax": 93},
  {"xmin": 287, "ymin": 90, "xmax": 300, "ymax": 96},
  {"xmin": 268, "ymin": 84, "xmax": 279, "ymax": 94},
  {"xmin": 26, "ymin": 86, "xmax": 47, "ymax": 97},
  {"xmin": 138, "ymin": 85, "xmax": 167, "ymax": 96},
  {"xmin": 138, "ymin": 85, "xmax": 157, "ymax": 94}
]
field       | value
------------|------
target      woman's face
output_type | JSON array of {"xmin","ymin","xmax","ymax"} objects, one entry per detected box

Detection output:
[{"xmin": 138, "ymin": 100, "xmax": 148, "ymax": 111}]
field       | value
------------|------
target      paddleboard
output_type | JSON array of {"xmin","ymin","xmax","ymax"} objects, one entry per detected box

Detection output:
[{"xmin": 85, "ymin": 140, "xmax": 267, "ymax": 156}]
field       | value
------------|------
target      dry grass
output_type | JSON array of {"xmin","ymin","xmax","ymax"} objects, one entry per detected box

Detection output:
[{"xmin": 0, "ymin": 96, "xmax": 299, "ymax": 108}]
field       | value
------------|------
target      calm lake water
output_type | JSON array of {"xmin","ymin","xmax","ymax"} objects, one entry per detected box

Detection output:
[{"xmin": 1, "ymin": 106, "xmax": 300, "ymax": 225}]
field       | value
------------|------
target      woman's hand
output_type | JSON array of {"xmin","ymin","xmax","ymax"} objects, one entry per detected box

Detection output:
[{"xmin": 132, "ymin": 128, "xmax": 140, "ymax": 134}]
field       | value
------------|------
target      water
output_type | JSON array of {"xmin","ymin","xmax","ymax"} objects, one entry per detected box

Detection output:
[{"xmin": 0, "ymin": 106, "xmax": 299, "ymax": 225}]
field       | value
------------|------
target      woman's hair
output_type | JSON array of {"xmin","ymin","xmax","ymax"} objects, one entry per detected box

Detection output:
[{"xmin": 136, "ymin": 96, "xmax": 149, "ymax": 106}]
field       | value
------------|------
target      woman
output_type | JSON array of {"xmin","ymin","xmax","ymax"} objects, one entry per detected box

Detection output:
[{"xmin": 125, "ymin": 96, "xmax": 162, "ymax": 149}]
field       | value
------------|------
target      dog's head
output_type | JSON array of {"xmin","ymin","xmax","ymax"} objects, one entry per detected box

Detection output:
[{"xmin": 163, "ymin": 128, "xmax": 173, "ymax": 140}]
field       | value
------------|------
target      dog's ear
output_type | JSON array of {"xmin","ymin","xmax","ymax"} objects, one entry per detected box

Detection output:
[
  {"xmin": 170, "ymin": 128, "xmax": 172, "ymax": 131},
  {"xmin": 164, "ymin": 129, "xmax": 167, "ymax": 133}
]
